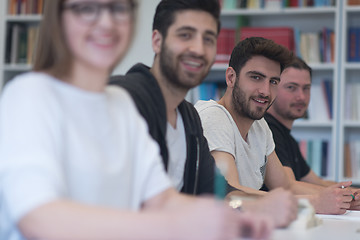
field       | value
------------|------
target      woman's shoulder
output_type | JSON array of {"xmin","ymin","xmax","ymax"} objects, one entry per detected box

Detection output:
[
  {"xmin": 3, "ymin": 72, "xmax": 55, "ymax": 92},
  {"xmin": 1, "ymin": 71, "xmax": 59, "ymax": 105}
]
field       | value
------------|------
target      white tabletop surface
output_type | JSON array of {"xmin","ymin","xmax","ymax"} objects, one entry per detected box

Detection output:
[{"xmin": 271, "ymin": 211, "xmax": 360, "ymax": 240}]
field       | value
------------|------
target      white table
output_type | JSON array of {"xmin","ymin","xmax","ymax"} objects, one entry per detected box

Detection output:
[{"xmin": 272, "ymin": 211, "xmax": 360, "ymax": 240}]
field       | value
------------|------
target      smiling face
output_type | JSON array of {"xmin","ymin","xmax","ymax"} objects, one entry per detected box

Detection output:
[
  {"xmin": 154, "ymin": 10, "xmax": 218, "ymax": 90},
  {"xmin": 231, "ymin": 56, "xmax": 281, "ymax": 120},
  {"xmin": 62, "ymin": 0, "xmax": 133, "ymax": 72},
  {"xmin": 270, "ymin": 67, "xmax": 311, "ymax": 121}
]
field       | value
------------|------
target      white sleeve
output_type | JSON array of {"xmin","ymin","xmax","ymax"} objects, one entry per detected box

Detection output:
[
  {"xmin": 197, "ymin": 106, "xmax": 236, "ymax": 158},
  {"xmin": 261, "ymin": 118, "xmax": 276, "ymax": 157},
  {"xmin": 0, "ymin": 76, "xmax": 64, "ymax": 223},
  {"xmin": 119, "ymin": 91, "xmax": 172, "ymax": 206}
]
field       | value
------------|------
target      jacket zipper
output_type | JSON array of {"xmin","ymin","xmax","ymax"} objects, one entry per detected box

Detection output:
[{"xmin": 193, "ymin": 136, "xmax": 200, "ymax": 195}]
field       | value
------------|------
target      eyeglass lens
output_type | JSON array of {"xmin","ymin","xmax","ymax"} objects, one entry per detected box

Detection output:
[{"xmin": 64, "ymin": 1, "xmax": 133, "ymax": 24}]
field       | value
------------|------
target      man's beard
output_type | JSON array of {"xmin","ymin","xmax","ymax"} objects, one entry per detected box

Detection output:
[
  {"xmin": 273, "ymin": 101, "xmax": 307, "ymax": 121},
  {"xmin": 232, "ymin": 79, "xmax": 271, "ymax": 120},
  {"xmin": 159, "ymin": 42, "xmax": 209, "ymax": 90}
]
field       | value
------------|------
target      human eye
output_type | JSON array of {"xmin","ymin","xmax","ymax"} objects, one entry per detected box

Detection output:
[
  {"xmin": 178, "ymin": 32, "xmax": 192, "ymax": 40},
  {"xmin": 204, "ymin": 35, "xmax": 216, "ymax": 45},
  {"xmin": 111, "ymin": 2, "xmax": 130, "ymax": 14},
  {"xmin": 270, "ymin": 79, "xmax": 280, "ymax": 85},
  {"xmin": 251, "ymin": 75, "xmax": 261, "ymax": 81},
  {"xmin": 303, "ymin": 86, "xmax": 311, "ymax": 93},
  {"xmin": 286, "ymin": 85, "xmax": 296, "ymax": 91},
  {"xmin": 72, "ymin": 3, "xmax": 98, "ymax": 16}
]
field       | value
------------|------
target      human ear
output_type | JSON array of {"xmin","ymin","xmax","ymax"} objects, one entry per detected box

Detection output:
[
  {"xmin": 152, "ymin": 30, "xmax": 163, "ymax": 54},
  {"xmin": 225, "ymin": 67, "xmax": 237, "ymax": 88}
]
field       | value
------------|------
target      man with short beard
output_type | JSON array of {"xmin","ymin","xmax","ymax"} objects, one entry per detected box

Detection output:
[
  {"xmin": 196, "ymin": 37, "xmax": 356, "ymax": 215},
  {"xmin": 264, "ymin": 56, "xmax": 360, "ymax": 209}
]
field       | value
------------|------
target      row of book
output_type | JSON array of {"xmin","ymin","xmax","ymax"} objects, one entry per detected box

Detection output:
[
  {"xmin": 220, "ymin": 0, "xmax": 335, "ymax": 9},
  {"xmin": 348, "ymin": 27, "xmax": 360, "ymax": 62},
  {"xmin": 5, "ymin": 23, "xmax": 39, "ymax": 65},
  {"xmin": 296, "ymin": 28, "xmax": 335, "ymax": 64},
  {"xmin": 298, "ymin": 139, "xmax": 331, "ymax": 177},
  {"xmin": 344, "ymin": 141, "xmax": 360, "ymax": 178},
  {"xmin": 344, "ymin": 82, "xmax": 360, "ymax": 121},
  {"xmin": 8, "ymin": 0, "xmax": 44, "ymax": 15},
  {"xmin": 215, "ymin": 26, "xmax": 335, "ymax": 65}
]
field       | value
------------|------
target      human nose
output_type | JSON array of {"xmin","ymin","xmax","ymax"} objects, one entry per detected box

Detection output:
[
  {"xmin": 96, "ymin": 8, "xmax": 115, "ymax": 27},
  {"xmin": 258, "ymin": 81, "xmax": 271, "ymax": 97},
  {"xmin": 296, "ymin": 89, "xmax": 306, "ymax": 101},
  {"xmin": 189, "ymin": 35, "xmax": 205, "ymax": 56}
]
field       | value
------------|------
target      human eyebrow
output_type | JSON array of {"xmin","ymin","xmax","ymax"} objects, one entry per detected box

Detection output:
[
  {"xmin": 246, "ymin": 71, "xmax": 266, "ymax": 78},
  {"xmin": 285, "ymin": 82, "xmax": 311, "ymax": 88},
  {"xmin": 175, "ymin": 26, "xmax": 197, "ymax": 34},
  {"xmin": 204, "ymin": 30, "xmax": 217, "ymax": 38},
  {"xmin": 285, "ymin": 82, "xmax": 300, "ymax": 87},
  {"xmin": 175, "ymin": 27, "xmax": 217, "ymax": 38}
]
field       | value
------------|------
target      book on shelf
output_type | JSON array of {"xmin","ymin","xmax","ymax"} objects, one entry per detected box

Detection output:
[
  {"xmin": 307, "ymin": 79, "xmax": 333, "ymax": 121},
  {"xmin": 9, "ymin": 24, "xmax": 21, "ymax": 64},
  {"xmin": 344, "ymin": 81, "xmax": 360, "ymax": 121},
  {"xmin": 5, "ymin": 23, "xmax": 39, "ymax": 65},
  {"xmin": 7, "ymin": 0, "xmax": 44, "ymax": 15},
  {"xmin": 348, "ymin": 0, "xmax": 360, "ymax": 5},
  {"xmin": 240, "ymin": 26, "xmax": 295, "ymax": 52},
  {"xmin": 216, "ymin": 29, "xmax": 237, "ymax": 64},
  {"xmin": 298, "ymin": 139, "xmax": 331, "ymax": 177},
  {"xmin": 221, "ymin": 0, "xmax": 237, "ymax": 9},
  {"xmin": 307, "ymin": 32, "xmax": 321, "ymax": 63},
  {"xmin": 247, "ymin": 0, "xmax": 262, "ymax": 8},
  {"xmin": 321, "ymin": 79, "xmax": 333, "ymax": 119},
  {"xmin": 264, "ymin": 0, "xmax": 282, "ymax": 9},
  {"xmin": 348, "ymin": 27, "xmax": 360, "ymax": 62},
  {"xmin": 320, "ymin": 140, "xmax": 329, "ymax": 177},
  {"xmin": 344, "ymin": 141, "xmax": 360, "ymax": 178},
  {"xmin": 344, "ymin": 143, "xmax": 352, "ymax": 178}
]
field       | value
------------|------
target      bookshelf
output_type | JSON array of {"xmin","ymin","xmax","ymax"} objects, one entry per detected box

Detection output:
[
  {"xmin": 188, "ymin": 0, "xmax": 341, "ymax": 181},
  {"xmin": 0, "ymin": 0, "xmax": 43, "ymax": 91}
]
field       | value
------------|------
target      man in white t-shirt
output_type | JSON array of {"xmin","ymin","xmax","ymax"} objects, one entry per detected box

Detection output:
[{"xmin": 196, "ymin": 37, "xmax": 355, "ymax": 215}]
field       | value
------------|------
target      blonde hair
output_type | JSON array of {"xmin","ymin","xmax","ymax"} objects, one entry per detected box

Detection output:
[{"xmin": 33, "ymin": 0, "xmax": 71, "ymax": 79}]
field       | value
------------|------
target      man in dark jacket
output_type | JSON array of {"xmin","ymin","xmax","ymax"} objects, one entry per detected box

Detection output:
[
  {"xmin": 110, "ymin": 0, "xmax": 298, "ymax": 228},
  {"xmin": 111, "ymin": 63, "xmax": 216, "ymax": 195}
]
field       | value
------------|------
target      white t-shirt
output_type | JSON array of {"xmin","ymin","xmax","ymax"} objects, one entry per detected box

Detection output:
[
  {"xmin": 0, "ymin": 72, "xmax": 171, "ymax": 240},
  {"xmin": 195, "ymin": 100, "xmax": 275, "ymax": 190},
  {"xmin": 166, "ymin": 109, "xmax": 187, "ymax": 191}
]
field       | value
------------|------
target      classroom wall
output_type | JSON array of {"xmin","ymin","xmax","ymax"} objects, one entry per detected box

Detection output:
[{"xmin": 112, "ymin": 0, "xmax": 161, "ymax": 75}]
